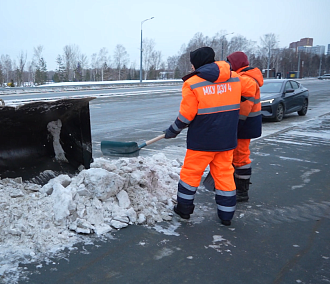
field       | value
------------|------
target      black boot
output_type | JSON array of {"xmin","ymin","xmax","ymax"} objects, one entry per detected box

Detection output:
[
  {"xmin": 221, "ymin": 219, "xmax": 231, "ymax": 226},
  {"xmin": 235, "ymin": 177, "xmax": 251, "ymax": 202},
  {"xmin": 174, "ymin": 203, "xmax": 195, "ymax": 219}
]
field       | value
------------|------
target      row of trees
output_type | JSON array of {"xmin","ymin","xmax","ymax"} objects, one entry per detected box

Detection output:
[
  {"xmin": 0, "ymin": 46, "xmax": 48, "ymax": 87},
  {"xmin": 1, "ymin": 32, "xmax": 329, "ymax": 86},
  {"xmin": 174, "ymin": 32, "xmax": 330, "ymax": 79}
]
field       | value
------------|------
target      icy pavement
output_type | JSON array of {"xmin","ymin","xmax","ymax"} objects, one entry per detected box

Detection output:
[{"xmin": 1, "ymin": 114, "xmax": 330, "ymax": 284}]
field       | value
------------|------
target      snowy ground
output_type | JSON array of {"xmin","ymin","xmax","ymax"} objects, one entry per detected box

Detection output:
[{"xmin": 0, "ymin": 153, "xmax": 183, "ymax": 283}]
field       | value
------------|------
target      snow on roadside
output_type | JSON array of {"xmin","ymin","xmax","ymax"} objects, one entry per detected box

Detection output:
[{"xmin": 0, "ymin": 153, "xmax": 181, "ymax": 283}]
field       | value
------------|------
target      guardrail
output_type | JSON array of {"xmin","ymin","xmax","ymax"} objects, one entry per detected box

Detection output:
[{"xmin": 0, "ymin": 80, "xmax": 183, "ymax": 95}]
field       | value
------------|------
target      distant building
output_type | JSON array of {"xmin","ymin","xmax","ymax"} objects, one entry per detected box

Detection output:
[
  {"xmin": 328, "ymin": 44, "xmax": 330, "ymax": 55},
  {"xmin": 297, "ymin": 46, "xmax": 310, "ymax": 53},
  {"xmin": 297, "ymin": 45, "xmax": 325, "ymax": 55},
  {"xmin": 311, "ymin": 45, "xmax": 325, "ymax": 55},
  {"xmin": 289, "ymin": 38, "xmax": 313, "ymax": 51},
  {"xmin": 290, "ymin": 38, "xmax": 326, "ymax": 56},
  {"xmin": 300, "ymin": 38, "xmax": 313, "ymax": 46}
]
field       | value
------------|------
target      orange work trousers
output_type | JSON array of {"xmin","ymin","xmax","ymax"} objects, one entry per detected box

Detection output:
[
  {"xmin": 180, "ymin": 149, "xmax": 235, "ymax": 192},
  {"xmin": 233, "ymin": 139, "xmax": 251, "ymax": 168}
]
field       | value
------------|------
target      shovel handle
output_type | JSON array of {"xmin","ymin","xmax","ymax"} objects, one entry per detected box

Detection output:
[
  {"xmin": 139, "ymin": 134, "xmax": 165, "ymax": 149},
  {"xmin": 146, "ymin": 133, "xmax": 165, "ymax": 145}
]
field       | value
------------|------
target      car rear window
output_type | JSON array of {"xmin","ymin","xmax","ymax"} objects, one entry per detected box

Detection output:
[{"xmin": 260, "ymin": 82, "xmax": 283, "ymax": 92}]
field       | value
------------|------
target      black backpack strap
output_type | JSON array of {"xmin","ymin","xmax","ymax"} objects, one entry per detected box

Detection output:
[{"xmin": 240, "ymin": 66, "xmax": 254, "ymax": 72}]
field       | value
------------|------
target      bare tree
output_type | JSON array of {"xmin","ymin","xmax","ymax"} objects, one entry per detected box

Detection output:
[
  {"xmin": 0, "ymin": 62, "xmax": 3, "ymax": 86},
  {"xmin": 33, "ymin": 46, "xmax": 43, "ymax": 63},
  {"xmin": 90, "ymin": 53, "xmax": 98, "ymax": 81},
  {"xmin": 1, "ymin": 54, "xmax": 13, "ymax": 84},
  {"xmin": 142, "ymin": 38, "xmax": 155, "ymax": 80},
  {"xmin": 31, "ymin": 46, "xmax": 48, "ymax": 85},
  {"xmin": 78, "ymin": 53, "xmax": 88, "ymax": 79},
  {"xmin": 187, "ymin": 32, "xmax": 210, "ymax": 51},
  {"xmin": 113, "ymin": 44, "xmax": 129, "ymax": 80},
  {"xmin": 210, "ymin": 31, "xmax": 229, "ymax": 60},
  {"xmin": 32, "ymin": 46, "xmax": 44, "ymax": 84},
  {"xmin": 17, "ymin": 51, "xmax": 27, "ymax": 86},
  {"xmin": 97, "ymin": 47, "xmax": 109, "ymax": 81},
  {"xmin": 79, "ymin": 53, "xmax": 88, "ymax": 69},
  {"xmin": 228, "ymin": 35, "xmax": 257, "ymax": 56},
  {"xmin": 148, "ymin": 50, "xmax": 162, "ymax": 79},
  {"xmin": 62, "ymin": 45, "xmax": 80, "ymax": 81},
  {"xmin": 25, "ymin": 62, "xmax": 34, "ymax": 85},
  {"xmin": 167, "ymin": 55, "xmax": 178, "ymax": 71},
  {"xmin": 167, "ymin": 55, "xmax": 179, "ymax": 78},
  {"xmin": 176, "ymin": 44, "xmax": 192, "ymax": 77},
  {"xmin": 176, "ymin": 33, "xmax": 211, "ymax": 77},
  {"xmin": 226, "ymin": 35, "xmax": 258, "ymax": 66},
  {"xmin": 260, "ymin": 33, "xmax": 279, "ymax": 78},
  {"xmin": 150, "ymin": 51, "xmax": 162, "ymax": 70},
  {"xmin": 280, "ymin": 48, "xmax": 297, "ymax": 77}
]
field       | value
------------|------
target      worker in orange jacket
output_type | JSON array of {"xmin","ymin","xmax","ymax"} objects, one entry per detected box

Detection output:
[
  {"xmin": 226, "ymin": 51, "xmax": 264, "ymax": 201},
  {"xmin": 163, "ymin": 47, "xmax": 242, "ymax": 226}
]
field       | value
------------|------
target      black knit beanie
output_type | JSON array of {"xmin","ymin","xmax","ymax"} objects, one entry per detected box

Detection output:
[{"xmin": 190, "ymin": 47, "xmax": 215, "ymax": 69}]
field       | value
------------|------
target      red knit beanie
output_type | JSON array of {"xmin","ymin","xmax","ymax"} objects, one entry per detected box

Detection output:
[{"xmin": 227, "ymin": 51, "xmax": 249, "ymax": 71}]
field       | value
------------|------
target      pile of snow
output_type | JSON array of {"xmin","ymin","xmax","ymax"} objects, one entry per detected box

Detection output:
[{"xmin": 0, "ymin": 153, "xmax": 181, "ymax": 283}]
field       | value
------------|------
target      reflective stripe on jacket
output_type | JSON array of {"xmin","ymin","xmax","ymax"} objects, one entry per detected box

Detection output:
[
  {"xmin": 236, "ymin": 66, "xmax": 264, "ymax": 139},
  {"xmin": 178, "ymin": 61, "xmax": 241, "ymax": 151}
]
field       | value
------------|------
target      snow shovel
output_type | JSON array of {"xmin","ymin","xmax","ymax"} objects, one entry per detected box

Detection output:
[{"xmin": 101, "ymin": 133, "xmax": 165, "ymax": 157}]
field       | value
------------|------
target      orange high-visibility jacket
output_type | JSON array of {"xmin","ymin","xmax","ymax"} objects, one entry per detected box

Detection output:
[
  {"xmin": 175, "ymin": 61, "xmax": 242, "ymax": 151},
  {"xmin": 235, "ymin": 66, "xmax": 264, "ymax": 139}
]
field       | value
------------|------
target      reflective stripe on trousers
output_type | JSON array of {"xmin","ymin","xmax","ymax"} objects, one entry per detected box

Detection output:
[
  {"xmin": 215, "ymin": 189, "xmax": 236, "ymax": 221},
  {"xmin": 177, "ymin": 180, "xmax": 197, "ymax": 205},
  {"xmin": 234, "ymin": 163, "xmax": 251, "ymax": 179},
  {"xmin": 233, "ymin": 138, "xmax": 251, "ymax": 179}
]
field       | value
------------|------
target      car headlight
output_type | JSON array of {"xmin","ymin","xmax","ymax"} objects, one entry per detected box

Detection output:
[{"xmin": 261, "ymin": 99, "xmax": 274, "ymax": 104}]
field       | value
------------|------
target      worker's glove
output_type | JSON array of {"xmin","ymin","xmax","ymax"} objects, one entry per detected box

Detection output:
[
  {"xmin": 163, "ymin": 127, "xmax": 180, "ymax": 139},
  {"xmin": 163, "ymin": 118, "xmax": 188, "ymax": 139}
]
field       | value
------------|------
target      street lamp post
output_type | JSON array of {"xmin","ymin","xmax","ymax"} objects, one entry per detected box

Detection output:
[
  {"xmin": 140, "ymin": 17, "xmax": 154, "ymax": 83},
  {"xmin": 267, "ymin": 43, "xmax": 271, "ymax": 78},
  {"xmin": 318, "ymin": 54, "xmax": 323, "ymax": 77},
  {"xmin": 221, "ymin": 32, "xmax": 234, "ymax": 61},
  {"xmin": 297, "ymin": 49, "xmax": 301, "ymax": 79}
]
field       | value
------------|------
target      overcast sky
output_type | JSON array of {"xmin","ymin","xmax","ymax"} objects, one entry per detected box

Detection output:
[{"xmin": 1, "ymin": 0, "xmax": 328, "ymax": 71}]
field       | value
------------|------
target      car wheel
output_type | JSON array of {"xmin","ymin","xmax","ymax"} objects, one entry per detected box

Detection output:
[
  {"xmin": 273, "ymin": 103, "xmax": 284, "ymax": 122},
  {"xmin": 298, "ymin": 99, "xmax": 308, "ymax": 116}
]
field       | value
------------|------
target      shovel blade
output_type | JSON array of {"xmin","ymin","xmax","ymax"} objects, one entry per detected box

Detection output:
[
  {"xmin": 101, "ymin": 141, "xmax": 140, "ymax": 157},
  {"xmin": 0, "ymin": 97, "xmax": 94, "ymax": 185}
]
